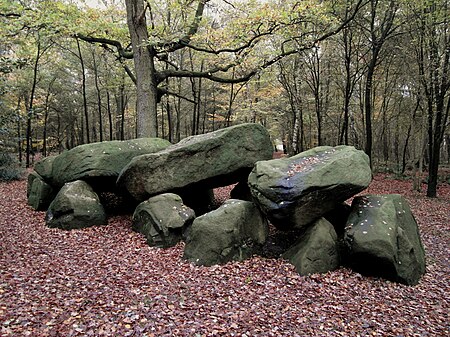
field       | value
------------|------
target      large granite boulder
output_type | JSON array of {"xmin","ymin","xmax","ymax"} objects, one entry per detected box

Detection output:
[
  {"xmin": 45, "ymin": 180, "xmax": 106, "ymax": 230},
  {"xmin": 344, "ymin": 194, "xmax": 426, "ymax": 285},
  {"xmin": 34, "ymin": 155, "xmax": 56, "ymax": 182},
  {"xmin": 248, "ymin": 145, "xmax": 372, "ymax": 231},
  {"xmin": 283, "ymin": 218, "xmax": 340, "ymax": 275},
  {"xmin": 117, "ymin": 123, "xmax": 273, "ymax": 201},
  {"xmin": 132, "ymin": 193, "xmax": 195, "ymax": 248},
  {"xmin": 183, "ymin": 199, "xmax": 268, "ymax": 266},
  {"xmin": 27, "ymin": 176, "xmax": 55, "ymax": 211},
  {"xmin": 48, "ymin": 138, "xmax": 170, "ymax": 189}
]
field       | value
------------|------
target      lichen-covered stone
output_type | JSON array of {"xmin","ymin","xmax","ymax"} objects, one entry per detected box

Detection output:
[
  {"xmin": 28, "ymin": 176, "xmax": 55, "ymax": 211},
  {"xmin": 132, "ymin": 193, "xmax": 195, "ymax": 248},
  {"xmin": 34, "ymin": 155, "xmax": 57, "ymax": 182},
  {"xmin": 49, "ymin": 138, "xmax": 170, "ymax": 189},
  {"xmin": 45, "ymin": 180, "xmax": 106, "ymax": 230},
  {"xmin": 117, "ymin": 123, "xmax": 273, "ymax": 201},
  {"xmin": 344, "ymin": 194, "xmax": 426, "ymax": 285},
  {"xmin": 183, "ymin": 199, "xmax": 268, "ymax": 266},
  {"xmin": 283, "ymin": 218, "xmax": 340, "ymax": 275},
  {"xmin": 248, "ymin": 145, "xmax": 372, "ymax": 231}
]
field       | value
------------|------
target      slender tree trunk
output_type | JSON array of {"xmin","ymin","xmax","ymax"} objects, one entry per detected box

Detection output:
[
  {"xmin": 26, "ymin": 38, "xmax": 42, "ymax": 167},
  {"xmin": 92, "ymin": 51, "xmax": 103, "ymax": 142},
  {"xmin": 77, "ymin": 38, "xmax": 90, "ymax": 144},
  {"xmin": 364, "ymin": 58, "xmax": 376, "ymax": 166},
  {"xmin": 16, "ymin": 96, "xmax": 22, "ymax": 163},
  {"xmin": 106, "ymin": 90, "xmax": 113, "ymax": 140},
  {"xmin": 42, "ymin": 82, "xmax": 52, "ymax": 157}
]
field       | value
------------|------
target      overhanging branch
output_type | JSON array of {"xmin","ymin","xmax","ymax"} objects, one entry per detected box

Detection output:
[{"xmin": 75, "ymin": 34, "xmax": 134, "ymax": 59}]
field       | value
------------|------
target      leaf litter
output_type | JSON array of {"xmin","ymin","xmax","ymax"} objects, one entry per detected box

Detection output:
[{"xmin": 0, "ymin": 174, "xmax": 448, "ymax": 336}]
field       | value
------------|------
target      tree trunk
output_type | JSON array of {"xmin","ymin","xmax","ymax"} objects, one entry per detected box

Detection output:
[
  {"xmin": 92, "ymin": 51, "xmax": 103, "ymax": 142},
  {"xmin": 364, "ymin": 59, "xmax": 376, "ymax": 166},
  {"xmin": 125, "ymin": 0, "xmax": 158, "ymax": 138},
  {"xmin": 42, "ymin": 83, "xmax": 52, "ymax": 157},
  {"xmin": 106, "ymin": 90, "xmax": 113, "ymax": 140},
  {"xmin": 16, "ymin": 96, "xmax": 22, "ymax": 163},
  {"xmin": 77, "ymin": 38, "xmax": 90, "ymax": 144}
]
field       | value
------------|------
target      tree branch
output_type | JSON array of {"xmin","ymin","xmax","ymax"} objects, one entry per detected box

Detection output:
[
  {"xmin": 0, "ymin": 12, "xmax": 21, "ymax": 18},
  {"xmin": 75, "ymin": 34, "xmax": 134, "ymax": 59},
  {"xmin": 155, "ymin": 0, "xmax": 210, "ymax": 53}
]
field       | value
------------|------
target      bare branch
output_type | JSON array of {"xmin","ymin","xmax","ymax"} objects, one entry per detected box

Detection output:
[
  {"xmin": 0, "ymin": 12, "xmax": 21, "ymax": 18},
  {"xmin": 75, "ymin": 34, "xmax": 134, "ymax": 59}
]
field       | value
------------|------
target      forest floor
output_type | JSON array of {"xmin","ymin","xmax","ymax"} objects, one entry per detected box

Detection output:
[{"xmin": 0, "ymin": 174, "xmax": 449, "ymax": 337}]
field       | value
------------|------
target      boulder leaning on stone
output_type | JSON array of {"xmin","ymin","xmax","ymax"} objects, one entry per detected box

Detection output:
[
  {"xmin": 183, "ymin": 199, "xmax": 268, "ymax": 266},
  {"xmin": 117, "ymin": 123, "xmax": 273, "ymax": 202},
  {"xmin": 248, "ymin": 145, "xmax": 372, "ymax": 231},
  {"xmin": 132, "ymin": 193, "xmax": 195, "ymax": 248},
  {"xmin": 45, "ymin": 180, "xmax": 106, "ymax": 230},
  {"xmin": 343, "ymin": 194, "xmax": 426, "ymax": 285}
]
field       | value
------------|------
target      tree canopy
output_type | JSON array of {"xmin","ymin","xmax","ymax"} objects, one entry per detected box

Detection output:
[{"xmin": 0, "ymin": 0, "xmax": 448, "ymax": 196}]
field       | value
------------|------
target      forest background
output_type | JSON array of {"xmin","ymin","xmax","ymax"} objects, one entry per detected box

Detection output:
[{"xmin": 0, "ymin": 0, "xmax": 449, "ymax": 197}]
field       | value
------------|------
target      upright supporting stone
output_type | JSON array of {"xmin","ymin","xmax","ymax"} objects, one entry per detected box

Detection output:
[
  {"xmin": 344, "ymin": 194, "xmax": 426, "ymax": 285},
  {"xmin": 183, "ymin": 199, "xmax": 268, "ymax": 266},
  {"xmin": 46, "ymin": 180, "xmax": 106, "ymax": 230},
  {"xmin": 133, "ymin": 193, "xmax": 195, "ymax": 248},
  {"xmin": 283, "ymin": 218, "xmax": 340, "ymax": 275}
]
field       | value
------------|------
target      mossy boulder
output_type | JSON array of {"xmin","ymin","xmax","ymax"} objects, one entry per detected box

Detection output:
[
  {"xmin": 27, "ymin": 176, "xmax": 55, "ymax": 211},
  {"xmin": 132, "ymin": 193, "xmax": 195, "ymax": 248},
  {"xmin": 344, "ymin": 194, "xmax": 426, "ymax": 285},
  {"xmin": 117, "ymin": 123, "xmax": 273, "ymax": 201},
  {"xmin": 34, "ymin": 155, "xmax": 56, "ymax": 182},
  {"xmin": 49, "ymin": 138, "xmax": 170, "ymax": 190},
  {"xmin": 248, "ymin": 145, "xmax": 372, "ymax": 231},
  {"xmin": 183, "ymin": 199, "xmax": 268, "ymax": 266},
  {"xmin": 45, "ymin": 180, "xmax": 106, "ymax": 230},
  {"xmin": 283, "ymin": 218, "xmax": 340, "ymax": 275}
]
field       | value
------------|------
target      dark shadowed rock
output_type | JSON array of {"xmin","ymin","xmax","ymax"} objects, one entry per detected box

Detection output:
[
  {"xmin": 230, "ymin": 181, "xmax": 252, "ymax": 201},
  {"xmin": 49, "ymin": 138, "xmax": 170, "ymax": 189},
  {"xmin": 344, "ymin": 194, "xmax": 426, "ymax": 285},
  {"xmin": 45, "ymin": 180, "xmax": 106, "ymax": 230},
  {"xmin": 117, "ymin": 123, "xmax": 273, "ymax": 201},
  {"xmin": 283, "ymin": 218, "xmax": 340, "ymax": 275},
  {"xmin": 183, "ymin": 199, "xmax": 268, "ymax": 266},
  {"xmin": 28, "ymin": 176, "xmax": 55, "ymax": 211},
  {"xmin": 248, "ymin": 145, "xmax": 372, "ymax": 231},
  {"xmin": 324, "ymin": 203, "xmax": 352, "ymax": 237},
  {"xmin": 132, "ymin": 193, "xmax": 195, "ymax": 248},
  {"xmin": 178, "ymin": 188, "xmax": 216, "ymax": 216}
]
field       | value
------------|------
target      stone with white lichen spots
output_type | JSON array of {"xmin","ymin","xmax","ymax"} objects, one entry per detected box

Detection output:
[
  {"xmin": 248, "ymin": 145, "xmax": 372, "ymax": 231},
  {"xmin": 344, "ymin": 194, "xmax": 426, "ymax": 285}
]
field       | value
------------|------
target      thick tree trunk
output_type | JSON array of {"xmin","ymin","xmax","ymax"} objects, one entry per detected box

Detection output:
[{"xmin": 125, "ymin": 0, "xmax": 158, "ymax": 138}]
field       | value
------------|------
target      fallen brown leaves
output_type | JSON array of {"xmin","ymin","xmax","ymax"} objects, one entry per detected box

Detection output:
[{"xmin": 0, "ymin": 175, "xmax": 448, "ymax": 336}]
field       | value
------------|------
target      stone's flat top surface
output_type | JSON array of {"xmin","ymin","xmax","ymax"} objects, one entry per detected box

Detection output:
[{"xmin": 118, "ymin": 123, "xmax": 273, "ymax": 201}]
